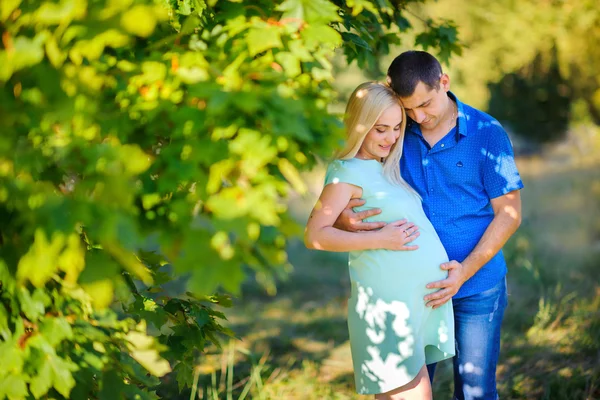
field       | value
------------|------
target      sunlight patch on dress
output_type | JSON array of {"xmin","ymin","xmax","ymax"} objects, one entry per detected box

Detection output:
[
  {"xmin": 355, "ymin": 283, "xmax": 415, "ymax": 392},
  {"xmin": 437, "ymin": 320, "xmax": 449, "ymax": 343}
]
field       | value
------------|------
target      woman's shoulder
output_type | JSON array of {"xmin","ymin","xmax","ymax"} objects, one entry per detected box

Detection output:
[
  {"xmin": 327, "ymin": 158, "xmax": 355, "ymax": 171},
  {"xmin": 324, "ymin": 158, "xmax": 366, "ymax": 186}
]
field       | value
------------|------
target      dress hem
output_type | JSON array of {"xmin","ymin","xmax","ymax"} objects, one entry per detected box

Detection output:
[{"xmin": 354, "ymin": 349, "xmax": 455, "ymax": 395}]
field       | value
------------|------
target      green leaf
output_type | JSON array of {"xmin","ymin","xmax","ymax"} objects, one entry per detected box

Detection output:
[
  {"xmin": 174, "ymin": 362, "xmax": 194, "ymax": 392},
  {"xmin": 278, "ymin": 0, "xmax": 341, "ymax": 24},
  {"xmin": 246, "ymin": 27, "xmax": 282, "ymax": 57},
  {"xmin": 0, "ymin": 374, "xmax": 28, "ymax": 399},
  {"xmin": 121, "ymin": 5, "xmax": 157, "ymax": 37},
  {"xmin": 301, "ymin": 24, "xmax": 341, "ymax": 50},
  {"xmin": 1, "ymin": 0, "xmax": 21, "ymax": 22},
  {"xmin": 103, "ymin": 242, "xmax": 152, "ymax": 285},
  {"xmin": 80, "ymin": 250, "xmax": 120, "ymax": 283},
  {"xmin": 0, "ymin": 303, "xmax": 9, "ymax": 340},
  {"xmin": 40, "ymin": 317, "xmax": 73, "ymax": 347},
  {"xmin": 126, "ymin": 329, "xmax": 171, "ymax": 377},
  {"xmin": 35, "ymin": 0, "xmax": 86, "ymax": 25},
  {"xmin": 99, "ymin": 369, "xmax": 125, "ymax": 400},
  {"xmin": 229, "ymin": 128, "xmax": 278, "ymax": 176},
  {"xmin": 178, "ymin": 0, "xmax": 192, "ymax": 15},
  {"xmin": 30, "ymin": 362, "xmax": 52, "ymax": 399},
  {"xmin": 51, "ymin": 356, "xmax": 77, "ymax": 398},
  {"xmin": 176, "ymin": 52, "xmax": 209, "ymax": 84},
  {"xmin": 278, "ymin": 158, "xmax": 307, "ymax": 194},
  {"xmin": 119, "ymin": 144, "xmax": 152, "ymax": 175},
  {"xmin": 0, "ymin": 34, "xmax": 45, "ymax": 83},
  {"xmin": 277, "ymin": 0, "xmax": 303, "ymax": 20},
  {"xmin": 32, "ymin": 289, "xmax": 52, "ymax": 308},
  {"xmin": 188, "ymin": 306, "xmax": 210, "ymax": 328},
  {"xmin": 81, "ymin": 279, "xmax": 114, "ymax": 309},
  {"xmin": 395, "ymin": 13, "xmax": 412, "ymax": 31},
  {"xmin": 439, "ymin": 25, "xmax": 457, "ymax": 42},
  {"xmin": 45, "ymin": 34, "xmax": 66, "ymax": 68},
  {"xmin": 188, "ymin": 258, "xmax": 245, "ymax": 296},
  {"xmin": 129, "ymin": 295, "xmax": 169, "ymax": 330},
  {"xmin": 140, "ymin": 61, "xmax": 167, "ymax": 83},
  {"xmin": 17, "ymin": 229, "xmax": 65, "ymax": 288},
  {"xmin": 415, "ymin": 31, "xmax": 435, "ymax": 50},
  {"xmin": 0, "ymin": 344, "xmax": 24, "ymax": 375},
  {"xmin": 346, "ymin": 0, "xmax": 378, "ymax": 16},
  {"xmin": 193, "ymin": 293, "xmax": 234, "ymax": 308},
  {"xmin": 341, "ymin": 32, "xmax": 371, "ymax": 50},
  {"xmin": 57, "ymin": 234, "xmax": 85, "ymax": 283},
  {"xmin": 18, "ymin": 287, "xmax": 45, "ymax": 321},
  {"xmin": 275, "ymin": 52, "xmax": 301, "ymax": 77}
]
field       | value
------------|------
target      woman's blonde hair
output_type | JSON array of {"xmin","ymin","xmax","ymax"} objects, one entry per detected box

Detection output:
[{"xmin": 336, "ymin": 81, "xmax": 418, "ymax": 196}]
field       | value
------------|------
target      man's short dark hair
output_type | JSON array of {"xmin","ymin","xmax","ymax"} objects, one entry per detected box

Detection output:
[{"xmin": 387, "ymin": 51, "xmax": 443, "ymax": 97}]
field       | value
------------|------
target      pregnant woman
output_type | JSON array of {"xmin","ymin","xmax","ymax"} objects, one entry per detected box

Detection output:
[{"xmin": 305, "ymin": 82, "xmax": 454, "ymax": 399}]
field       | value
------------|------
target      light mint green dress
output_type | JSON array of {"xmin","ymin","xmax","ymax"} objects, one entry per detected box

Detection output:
[{"xmin": 324, "ymin": 158, "xmax": 455, "ymax": 395}]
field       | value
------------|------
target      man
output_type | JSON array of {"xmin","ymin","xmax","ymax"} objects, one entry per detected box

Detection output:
[{"xmin": 335, "ymin": 50, "xmax": 523, "ymax": 399}]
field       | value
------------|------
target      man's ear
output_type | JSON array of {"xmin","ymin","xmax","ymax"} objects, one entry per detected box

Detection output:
[{"xmin": 440, "ymin": 73, "xmax": 451, "ymax": 92}]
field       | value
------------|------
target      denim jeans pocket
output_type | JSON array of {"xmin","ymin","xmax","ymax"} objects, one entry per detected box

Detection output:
[{"xmin": 454, "ymin": 278, "xmax": 508, "ymax": 316}]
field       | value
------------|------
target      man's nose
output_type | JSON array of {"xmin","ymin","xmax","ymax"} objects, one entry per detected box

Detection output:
[{"xmin": 413, "ymin": 110, "xmax": 426, "ymax": 123}]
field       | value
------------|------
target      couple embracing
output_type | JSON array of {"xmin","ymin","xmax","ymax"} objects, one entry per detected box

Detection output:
[{"xmin": 305, "ymin": 51, "xmax": 523, "ymax": 399}]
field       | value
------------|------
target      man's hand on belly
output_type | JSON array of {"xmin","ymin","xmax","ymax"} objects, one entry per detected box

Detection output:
[
  {"xmin": 423, "ymin": 261, "xmax": 468, "ymax": 309},
  {"xmin": 333, "ymin": 198, "xmax": 386, "ymax": 232}
]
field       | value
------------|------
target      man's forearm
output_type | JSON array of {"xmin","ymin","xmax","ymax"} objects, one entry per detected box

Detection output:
[
  {"xmin": 461, "ymin": 203, "xmax": 522, "ymax": 281},
  {"xmin": 424, "ymin": 191, "xmax": 522, "ymax": 308}
]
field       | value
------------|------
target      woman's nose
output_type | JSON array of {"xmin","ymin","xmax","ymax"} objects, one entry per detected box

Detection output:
[{"xmin": 386, "ymin": 131, "xmax": 397, "ymax": 144}]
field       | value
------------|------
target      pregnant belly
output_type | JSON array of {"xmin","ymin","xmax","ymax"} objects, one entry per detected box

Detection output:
[{"xmin": 348, "ymin": 237, "xmax": 449, "ymax": 299}]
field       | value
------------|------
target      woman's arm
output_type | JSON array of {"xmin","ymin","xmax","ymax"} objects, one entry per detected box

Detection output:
[{"xmin": 304, "ymin": 182, "xmax": 419, "ymax": 252}]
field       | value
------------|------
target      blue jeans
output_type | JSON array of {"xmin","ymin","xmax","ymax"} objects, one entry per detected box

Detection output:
[{"xmin": 427, "ymin": 277, "xmax": 508, "ymax": 400}]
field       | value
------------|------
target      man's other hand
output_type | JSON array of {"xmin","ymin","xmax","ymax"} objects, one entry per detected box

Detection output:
[{"xmin": 424, "ymin": 261, "xmax": 468, "ymax": 309}]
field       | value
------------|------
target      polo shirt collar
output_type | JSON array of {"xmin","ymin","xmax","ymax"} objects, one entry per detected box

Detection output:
[
  {"xmin": 406, "ymin": 91, "xmax": 469, "ymax": 139},
  {"xmin": 450, "ymin": 91, "xmax": 468, "ymax": 138}
]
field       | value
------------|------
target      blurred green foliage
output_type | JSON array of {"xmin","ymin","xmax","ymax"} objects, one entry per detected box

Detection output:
[{"xmin": 0, "ymin": 0, "xmax": 459, "ymax": 398}]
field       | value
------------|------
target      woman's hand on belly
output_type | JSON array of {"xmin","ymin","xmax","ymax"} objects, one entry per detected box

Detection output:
[{"xmin": 376, "ymin": 220, "xmax": 420, "ymax": 251}]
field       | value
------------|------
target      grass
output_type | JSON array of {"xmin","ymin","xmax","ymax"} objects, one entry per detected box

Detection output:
[{"xmin": 191, "ymin": 128, "xmax": 600, "ymax": 399}]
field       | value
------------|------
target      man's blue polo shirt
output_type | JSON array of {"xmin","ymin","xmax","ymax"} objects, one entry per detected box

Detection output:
[{"xmin": 400, "ymin": 92, "xmax": 524, "ymax": 298}]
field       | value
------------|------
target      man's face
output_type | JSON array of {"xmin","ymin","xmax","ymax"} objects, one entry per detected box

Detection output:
[{"xmin": 399, "ymin": 76, "xmax": 450, "ymax": 131}]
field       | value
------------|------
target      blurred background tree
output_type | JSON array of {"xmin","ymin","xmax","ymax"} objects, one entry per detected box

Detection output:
[
  {"xmin": 0, "ymin": 0, "xmax": 460, "ymax": 398},
  {"xmin": 424, "ymin": 0, "xmax": 600, "ymax": 141},
  {"xmin": 418, "ymin": 0, "xmax": 600, "ymax": 143},
  {"xmin": 487, "ymin": 48, "xmax": 572, "ymax": 144}
]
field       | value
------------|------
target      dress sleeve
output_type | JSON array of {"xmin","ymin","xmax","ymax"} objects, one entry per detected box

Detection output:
[
  {"xmin": 482, "ymin": 122, "xmax": 525, "ymax": 198},
  {"xmin": 324, "ymin": 160, "xmax": 362, "ymax": 188}
]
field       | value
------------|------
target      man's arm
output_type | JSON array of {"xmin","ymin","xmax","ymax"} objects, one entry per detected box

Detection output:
[
  {"xmin": 424, "ymin": 190, "xmax": 522, "ymax": 308},
  {"xmin": 305, "ymin": 183, "xmax": 420, "ymax": 252},
  {"xmin": 333, "ymin": 198, "xmax": 386, "ymax": 231},
  {"xmin": 332, "ymin": 198, "xmax": 420, "ymax": 251}
]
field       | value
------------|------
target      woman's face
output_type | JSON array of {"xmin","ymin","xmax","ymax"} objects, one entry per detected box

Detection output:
[{"xmin": 357, "ymin": 103, "xmax": 403, "ymax": 161}]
